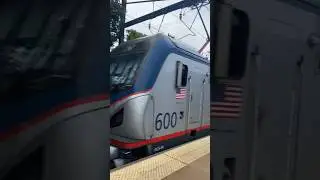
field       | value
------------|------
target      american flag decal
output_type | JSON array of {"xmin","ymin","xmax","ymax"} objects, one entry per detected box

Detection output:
[
  {"xmin": 211, "ymin": 80, "xmax": 243, "ymax": 119},
  {"xmin": 176, "ymin": 88, "xmax": 187, "ymax": 99}
]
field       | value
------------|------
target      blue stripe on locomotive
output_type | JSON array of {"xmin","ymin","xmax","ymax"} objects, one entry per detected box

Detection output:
[{"xmin": 111, "ymin": 35, "xmax": 209, "ymax": 103}]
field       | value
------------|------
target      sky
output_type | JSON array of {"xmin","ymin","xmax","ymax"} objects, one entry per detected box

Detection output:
[{"xmin": 123, "ymin": 0, "xmax": 210, "ymax": 59}]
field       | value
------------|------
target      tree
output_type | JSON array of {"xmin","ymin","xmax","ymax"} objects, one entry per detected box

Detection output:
[
  {"xmin": 126, "ymin": 29, "xmax": 147, "ymax": 41},
  {"xmin": 110, "ymin": 0, "xmax": 122, "ymax": 47},
  {"xmin": 110, "ymin": 0, "xmax": 147, "ymax": 47}
]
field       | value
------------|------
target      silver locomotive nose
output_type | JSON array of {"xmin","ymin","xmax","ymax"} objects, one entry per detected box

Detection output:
[{"xmin": 110, "ymin": 146, "xmax": 119, "ymax": 160}]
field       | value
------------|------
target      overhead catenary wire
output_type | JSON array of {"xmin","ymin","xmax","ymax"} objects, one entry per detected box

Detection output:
[
  {"xmin": 195, "ymin": 5, "xmax": 209, "ymax": 40},
  {"xmin": 123, "ymin": 0, "xmax": 209, "ymax": 40},
  {"xmin": 126, "ymin": 14, "xmax": 159, "ymax": 32},
  {"xmin": 158, "ymin": 14, "xmax": 166, "ymax": 32},
  {"xmin": 190, "ymin": 0, "xmax": 208, "ymax": 28},
  {"xmin": 164, "ymin": 1, "xmax": 211, "ymax": 57},
  {"xmin": 125, "ymin": 0, "xmax": 210, "ymax": 57},
  {"xmin": 154, "ymin": 3, "xmax": 207, "ymax": 40},
  {"xmin": 126, "ymin": 0, "xmax": 167, "ymax": 4},
  {"xmin": 177, "ymin": 1, "xmax": 203, "ymax": 40},
  {"xmin": 127, "ymin": 15, "xmax": 158, "ymax": 31},
  {"xmin": 111, "ymin": 13, "xmax": 160, "ymax": 48},
  {"xmin": 148, "ymin": 1, "xmax": 155, "ymax": 34},
  {"xmin": 190, "ymin": 11, "xmax": 198, "ymax": 29}
]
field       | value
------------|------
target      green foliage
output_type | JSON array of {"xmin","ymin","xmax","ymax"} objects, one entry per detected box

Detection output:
[
  {"xmin": 110, "ymin": 0, "xmax": 147, "ymax": 47},
  {"xmin": 126, "ymin": 29, "xmax": 147, "ymax": 41},
  {"xmin": 110, "ymin": 0, "xmax": 122, "ymax": 47}
]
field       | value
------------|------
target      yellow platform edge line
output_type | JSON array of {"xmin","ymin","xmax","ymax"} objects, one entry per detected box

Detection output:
[{"xmin": 110, "ymin": 136, "xmax": 210, "ymax": 180}]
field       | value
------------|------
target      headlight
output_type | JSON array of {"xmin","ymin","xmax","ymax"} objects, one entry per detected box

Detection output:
[{"xmin": 110, "ymin": 108, "xmax": 124, "ymax": 128}]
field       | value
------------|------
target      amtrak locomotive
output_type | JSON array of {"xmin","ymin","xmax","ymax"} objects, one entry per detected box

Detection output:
[{"xmin": 109, "ymin": 34, "xmax": 210, "ymax": 167}]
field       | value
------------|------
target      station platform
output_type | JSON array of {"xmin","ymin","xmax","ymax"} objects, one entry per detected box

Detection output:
[{"xmin": 110, "ymin": 136, "xmax": 210, "ymax": 180}]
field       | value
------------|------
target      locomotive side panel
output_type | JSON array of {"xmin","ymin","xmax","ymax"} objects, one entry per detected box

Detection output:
[
  {"xmin": 217, "ymin": 1, "xmax": 320, "ymax": 180},
  {"xmin": 244, "ymin": 2, "xmax": 320, "ymax": 180},
  {"xmin": 152, "ymin": 53, "xmax": 210, "ymax": 138},
  {"xmin": 152, "ymin": 53, "xmax": 188, "ymax": 138}
]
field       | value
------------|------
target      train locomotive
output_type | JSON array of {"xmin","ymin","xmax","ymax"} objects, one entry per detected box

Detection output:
[{"xmin": 109, "ymin": 34, "xmax": 210, "ymax": 167}]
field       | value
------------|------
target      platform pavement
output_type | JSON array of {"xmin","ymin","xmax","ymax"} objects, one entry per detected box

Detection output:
[{"xmin": 110, "ymin": 136, "xmax": 210, "ymax": 180}]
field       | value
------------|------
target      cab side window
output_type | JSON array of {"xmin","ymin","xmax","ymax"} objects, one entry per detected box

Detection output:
[
  {"xmin": 175, "ymin": 61, "xmax": 188, "ymax": 88},
  {"xmin": 228, "ymin": 9, "xmax": 249, "ymax": 79},
  {"xmin": 181, "ymin": 64, "xmax": 188, "ymax": 87}
]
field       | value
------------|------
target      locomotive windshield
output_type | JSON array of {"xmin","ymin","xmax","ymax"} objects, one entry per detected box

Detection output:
[
  {"xmin": 110, "ymin": 53, "xmax": 145, "ymax": 92},
  {"xmin": 110, "ymin": 37, "xmax": 153, "ymax": 92}
]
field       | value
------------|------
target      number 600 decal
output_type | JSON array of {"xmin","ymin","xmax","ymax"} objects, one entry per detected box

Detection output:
[{"xmin": 155, "ymin": 112, "xmax": 177, "ymax": 131}]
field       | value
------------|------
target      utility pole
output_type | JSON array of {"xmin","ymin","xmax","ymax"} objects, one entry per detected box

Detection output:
[{"xmin": 119, "ymin": 0, "xmax": 127, "ymax": 44}]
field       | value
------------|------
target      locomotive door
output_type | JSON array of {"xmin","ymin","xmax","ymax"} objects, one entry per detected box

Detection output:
[
  {"xmin": 200, "ymin": 72, "xmax": 210, "ymax": 126},
  {"xmin": 187, "ymin": 69, "xmax": 203, "ymax": 129}
]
